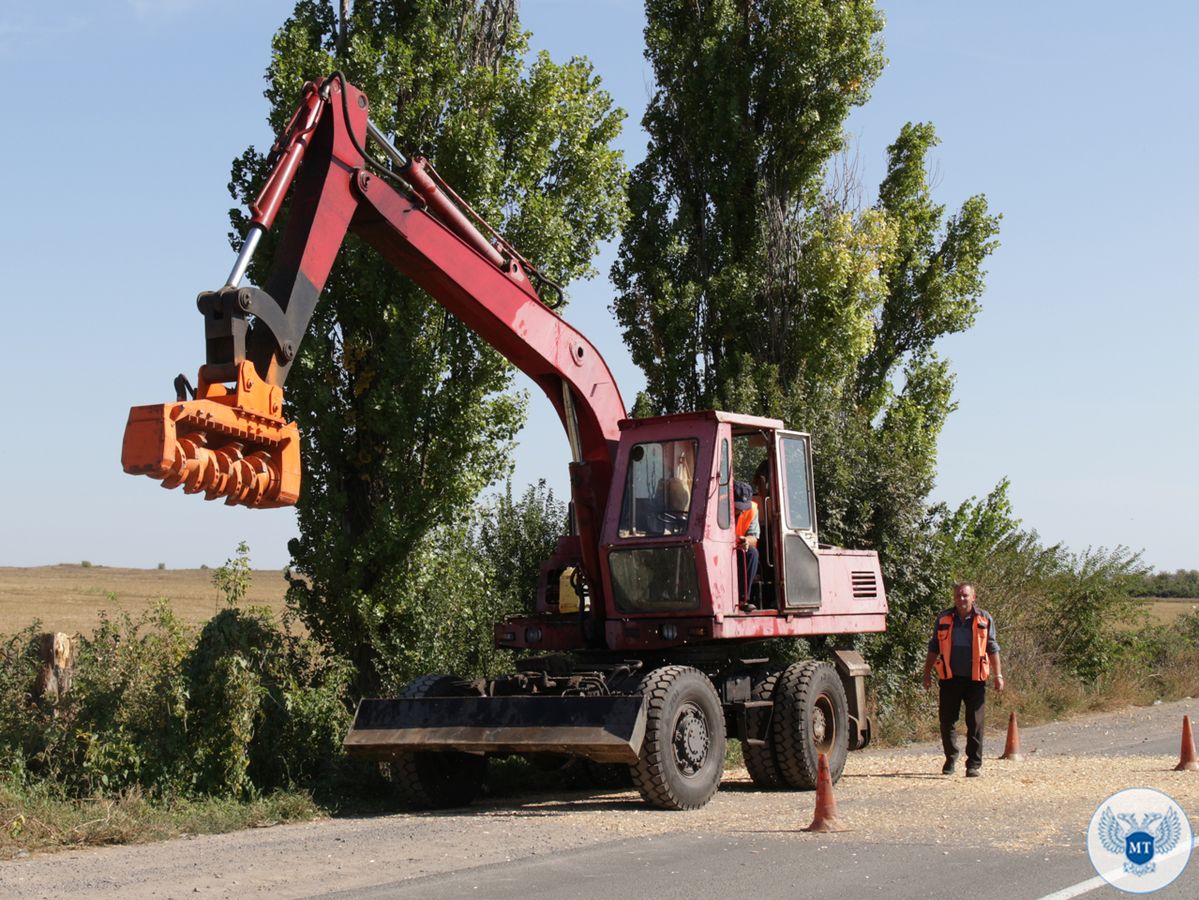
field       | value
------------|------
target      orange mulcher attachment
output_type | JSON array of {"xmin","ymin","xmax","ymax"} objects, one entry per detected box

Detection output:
[
  {"xmin": 122, "ymin": 361, "xmax": 300, "ymax": 508},
  {"xmin": 120, "ymin": 76, "xmax": 344, "ymax": 510}
]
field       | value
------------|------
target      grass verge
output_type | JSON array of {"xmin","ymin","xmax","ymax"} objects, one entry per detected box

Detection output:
[{"xmin": 0, "ymin": 785, "xmax": 322, "ymax": 860}]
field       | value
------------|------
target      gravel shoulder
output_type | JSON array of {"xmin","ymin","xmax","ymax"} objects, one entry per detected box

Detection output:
[{"xmin": 4, "ymin": 698, "xmax": 1198, "ymax": 899}]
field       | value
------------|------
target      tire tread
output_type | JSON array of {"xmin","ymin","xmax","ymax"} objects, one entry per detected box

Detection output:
[
  {"xmin": 772, "ymin": 660, "xmax": 847, "ymax": 790},
  {"xmin": 743, "ymin": 671, "xmax": 783, "ymax": 789},
  {"xmin": 631, "ymin": 665, "xmax": 725, "ymax": 810}
]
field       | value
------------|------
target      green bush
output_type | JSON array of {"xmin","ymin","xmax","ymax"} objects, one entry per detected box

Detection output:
[
  {"xmin": 0, "ymin": 626, "xmax": 48, "ymax": 782},
  {"xmin": 0, "ymin": 545, "xmax": 353, "ymax": 803},
  {"xmin": 187, "ymin": 605, "xmax": 352, "ymax": 796},
  {"xmin": 69, "ymin": 603, "xmax": 194, "ymax": 795},
  {"xmin": 934, "ymin": 480, "xmax": 1146, "ymax": 684}
]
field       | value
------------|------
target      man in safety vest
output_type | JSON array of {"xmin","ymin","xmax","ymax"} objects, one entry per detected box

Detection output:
[
  {"xmin": 734, "ymin": 480, "xmax": 759, "ymax": 608},
  {"xmin": 921, "ymin": 583, "xmax": 1005, "ymax": 777}
]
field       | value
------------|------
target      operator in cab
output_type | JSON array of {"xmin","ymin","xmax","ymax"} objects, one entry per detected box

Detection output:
[{"xmin": 735, "ymin": 481, "xmax": 759, "ymax": 609}]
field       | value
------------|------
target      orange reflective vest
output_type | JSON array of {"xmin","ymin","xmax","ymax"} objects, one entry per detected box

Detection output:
[
  {"xmin": 933, "ymin": 610, "xmax": 992, "ymax": 681},
  {"xmin": 736, "ymin": 502, "xmax": 758, "ymax": 540}
]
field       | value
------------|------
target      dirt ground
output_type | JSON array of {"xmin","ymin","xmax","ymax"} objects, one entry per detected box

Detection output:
[
  {"xmin": 0, "ymin": 566, "xmax": 289, "ymax": 636},
  {"xmin": 2, "ymin": 699, "xmax": 1197, "ymax": 898}
]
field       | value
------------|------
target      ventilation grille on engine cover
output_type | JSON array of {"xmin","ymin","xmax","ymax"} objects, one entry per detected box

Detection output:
[{"xmin": 851, "ymin": 570, "xmax": 879, "ymax": 599}]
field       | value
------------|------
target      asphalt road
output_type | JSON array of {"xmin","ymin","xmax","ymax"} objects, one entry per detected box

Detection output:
[{"xmin": 324, "ymin": 832, "xmax": 1199, "ymax": 900}]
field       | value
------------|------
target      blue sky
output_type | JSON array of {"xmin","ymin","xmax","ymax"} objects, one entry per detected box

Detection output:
[{"xmin": 1, "ymin": 0, "xmax": 1195, "ymax": 572}]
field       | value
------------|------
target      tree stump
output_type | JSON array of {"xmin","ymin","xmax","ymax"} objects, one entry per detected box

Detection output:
[{"xmin": 34, "ymin": 632, "xmax": 77, "ymax": 708}]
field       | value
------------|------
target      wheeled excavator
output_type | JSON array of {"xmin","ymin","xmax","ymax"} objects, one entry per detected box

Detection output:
[{"xmin": 122, "ymin": 74, "xmax": 887, "ymax": 810}]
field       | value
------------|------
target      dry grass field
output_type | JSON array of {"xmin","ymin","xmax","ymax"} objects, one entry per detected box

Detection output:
[
  {"xmin": 0, "ymin": 565, "xmax": 289, "ymax": 636},
  {"xmin": 1, "ymin": 567, "xmax": 1194, "ymax": 640},
  {"xmin": 1143, "ymin": 597, "xmax": 1199, "ymax": 627}
]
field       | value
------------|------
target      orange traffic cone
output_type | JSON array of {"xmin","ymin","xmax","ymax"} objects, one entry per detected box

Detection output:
[
  {"xmin": 1175, "ymin": 715, "xmax": 1199, "ymax": 771},
  {"xmin": 804, "ymin": 752, "xmax": 849, "ymax": 833},
  {"xmin": 999, "ymin": 711, "xmax": 1023, "ymax": 762}
]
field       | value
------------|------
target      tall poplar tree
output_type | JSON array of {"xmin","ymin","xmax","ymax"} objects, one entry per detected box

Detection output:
[
  {"xmin": 230, "ymin": 0, "xmax": 627, "ymax": 691},
  {"xmin": 613, "ymin": 0, "xmax": 1000, "ymax": 677}
]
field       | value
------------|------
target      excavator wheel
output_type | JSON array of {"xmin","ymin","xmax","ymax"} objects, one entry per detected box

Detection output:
[
  {"xmin": 742, "ymin": 670, "xmax": 784, "ymax": 789},
  {"xmin": 386, "ymin": 674, "xmax": 486, "ymax": 809},
  {"xmin": 631, "ymin": 665, "xmax": 725, "ymax": 810},
  {"xmin": 771, "ymin": 661, "xmax": 849, "ymax": 790}
]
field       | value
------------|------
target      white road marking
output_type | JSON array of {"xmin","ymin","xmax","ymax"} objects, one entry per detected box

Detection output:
[
  {"xmin": 1036, "ymin": 835, "xmax": 1199, "ymax": 900},
  {"xmin": 1036, "ymin": 873, "xmax": 1110, "ymax": 900}
]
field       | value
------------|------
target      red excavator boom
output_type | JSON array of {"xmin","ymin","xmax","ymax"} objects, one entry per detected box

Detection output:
[{"xmin": 123, "ymin": 73, "xmax": 625, "ymax": 583}]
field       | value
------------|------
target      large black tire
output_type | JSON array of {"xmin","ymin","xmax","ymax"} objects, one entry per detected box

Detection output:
[
  {"xmin": 631, "ymin": 665, "xmax": 726, "ymax": 810},
  {"xmin": 387, "ymin": 674, "xmax": 486, "ymax": 809},
  {"xmin": 742, "ymin": 670, "xmax": 784, "ymax": 789},
  {"xmin": 772, "ymin": 661, "xmax": 849, "ymax": 790}
]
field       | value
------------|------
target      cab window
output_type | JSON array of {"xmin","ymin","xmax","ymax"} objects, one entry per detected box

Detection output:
[
  {"xmin": 780, "ymin": 434, "xmax": 814, "ymax": 531},
  {"xmin": 618, "ymin": 439, "xmax": 698, "ymax": 537}
]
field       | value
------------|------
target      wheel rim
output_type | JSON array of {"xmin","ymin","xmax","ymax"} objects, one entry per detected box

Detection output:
[
  {"xmin": 672, "ymin": 701, "xmax": 710, "ymax": 776},
  {"xmin": 812, "ymin": 693, "xmax": 836, "ymax": 754}
]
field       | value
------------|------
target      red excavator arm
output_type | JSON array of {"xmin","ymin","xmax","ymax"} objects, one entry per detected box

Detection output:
[{"xmin": 123, "ymin": 74, "xmax": 625, "ymax": 583}]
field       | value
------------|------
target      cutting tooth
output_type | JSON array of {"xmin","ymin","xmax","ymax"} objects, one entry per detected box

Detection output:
[
  {"xmin": 160, "ymin": 444, "xmax": 188, "ymax": 490},
  {"xmin": 179, "ymin": 437, "xmax": 211, "ymax": 493}
]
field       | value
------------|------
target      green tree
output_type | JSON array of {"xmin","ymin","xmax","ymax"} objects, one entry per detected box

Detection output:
[
  {"xmin": 614, "ymin": 0, "xmax": 888, "ymax": 414},
  {"xmin": 475, "ymin": 478, "xmax": 568, "ymax": 616},
  {"xmin": 937, "ymin": 481, "xmax": 1146, "ymax": 683},
  {"xmin": 367, "ymin": 479, "xmax": 567, "ymax": 690},
  {"xmin": 613, "ymin": 0, "xmax": 1000, "ymax": 681},
  {"xmin": 1131, "ymin": 569, "xmax": 1199, "ymax": 598},
  {"xmin": 230, "ymin": 1, "xmax": 627, "ymax": 692}
]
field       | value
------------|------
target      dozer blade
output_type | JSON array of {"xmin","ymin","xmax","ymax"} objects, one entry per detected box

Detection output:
[
  {"xmin": 122, "ymin": 362, "xmax": 300, "ymax": 509},
  {"xmin": 344, "ymin": 695, "xmax": 649, "ymax": 765}
]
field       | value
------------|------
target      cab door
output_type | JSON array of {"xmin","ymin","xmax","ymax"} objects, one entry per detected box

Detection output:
[{"xmin": 775, "ymin": 431, "xmax": 821, "ymax": 609}]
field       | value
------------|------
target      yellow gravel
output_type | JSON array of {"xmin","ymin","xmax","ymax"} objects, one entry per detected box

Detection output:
[{"xmin": 468, "ymin": 754, "xmax": 1199, "ymax": 853}]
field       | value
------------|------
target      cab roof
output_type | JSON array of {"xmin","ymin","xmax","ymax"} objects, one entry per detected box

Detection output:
[{"xmin": 617, "ymin": 409, "xmax": 786, "ymax": 433}]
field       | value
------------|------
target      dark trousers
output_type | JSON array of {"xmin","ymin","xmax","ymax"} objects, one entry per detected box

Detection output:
[
  {"xmin": 939, "ymin": 677, "xmax": 986, "ymax": 768},
  {"xmin": 738, "ymin": 546, "xmax": 759, "ymax": 604}
]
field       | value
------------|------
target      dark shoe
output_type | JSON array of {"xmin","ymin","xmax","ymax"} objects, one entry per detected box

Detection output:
[
  {"xmin": 942, "ymin": 759, "xmax": 956, "ymax": 775},
  {"xmin": 966, "ymin": 767, "xmax": 981, "ymax": 778}
]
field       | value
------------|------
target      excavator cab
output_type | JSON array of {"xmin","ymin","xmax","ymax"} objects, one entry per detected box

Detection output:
[
  {"xmin": 497, "ymin": 408, "xmax": 884, "ymax": 656},
  {"xmin": 593, "ymin": 410, "xmax": 828, "ymax": 652}
]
